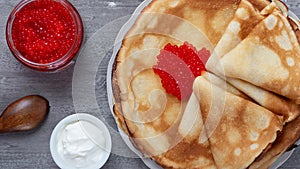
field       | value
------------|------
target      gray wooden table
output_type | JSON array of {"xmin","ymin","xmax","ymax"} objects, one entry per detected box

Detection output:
[{"xmin": 0, "ymin": 0, "xmax": 299, "ymax": 168}]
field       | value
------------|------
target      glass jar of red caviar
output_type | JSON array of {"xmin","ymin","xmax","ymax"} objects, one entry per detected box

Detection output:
[{"xmin": 6, "ymin": 0, "xmax": 84, "ymax": 72}]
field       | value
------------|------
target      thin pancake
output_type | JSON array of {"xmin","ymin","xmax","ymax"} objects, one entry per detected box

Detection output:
[
  {"xmin": 249, "ymin": 115, "xmax": 300, "ymax": 169},
  {"xmin": 228, "ymin": 78, "xmax": 300, "ymax": 122},
  {"xmin": 217, "ymin": 11, "xmax": 300, "ymax": 101},
  {"xmin": 206, "ymin": 1, "xmax": 300, "ymax": 122},
  {"xmin": 202, "ymin": 72, "xmax": 251, "ymax": 100},
  {"xmin": 247, "ymin": 0, "xmax": 270, "ymax": 11},
  {"xmin": 154, "ymin": 93, "xmax": 217, "ymax": 169},
  {"xmin": 206, "ymin": 0, "xmax": 272, "ymax": 69},
  {"xmin": 193, "ymin": 75, "xmax": 283, "ymax": 169},
  {"xmin": 288, "ymin": 16, "xmax": 300, "ymax": 44},
  {"xmin": 118, "ymin": 0, "xmax": 241, "ymax": 63}
]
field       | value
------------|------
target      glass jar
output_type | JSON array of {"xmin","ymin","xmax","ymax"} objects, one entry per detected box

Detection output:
[{"xmin": 6, "ymin": 0, "xmax": 84, "ymax": 72}]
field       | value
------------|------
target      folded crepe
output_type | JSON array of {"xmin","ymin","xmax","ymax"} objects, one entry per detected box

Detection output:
[
  {"xmin": 249, "ymin": 115, "xmax": 300, "ymax": 169},
  {"xmin": 214, "ymin": 11, "xmax": 300, "ymax": 102},
  {"xmin": 288, "ymin": 15, "xmax": 300, "ymax": 43},
  {"xmin": 247, "ymin": 0, "xmax": 270, "ymax": 11},
  {"xmin": 201, "ymin": 72, "xmax": 300, "ymax": 123},
  {"xmin": 157, "ymin": 93, "xmax": 217, "ymax": 169},
  {"xmin": 228, "ymin": 78, "xmax": 300, "ymax": 122},
  {"xmin": 206, "ymin": 0, "xmax": 300, "ymax": 122},
  {"xmin": 202, "ymin": 72, "xmax": 251, "ymax": 100},
  {"xmin": 207, "ymin": 0, "xmax": 273, "ymax": 67},
  {"xmin": 193, "ymin": 74, "xmax": 283, "ymax": 169}
]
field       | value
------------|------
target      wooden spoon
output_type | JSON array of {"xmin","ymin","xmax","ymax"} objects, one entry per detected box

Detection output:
[{"xmin": 0, "ymin": 95, "xmax": 49, "ymax": 133}]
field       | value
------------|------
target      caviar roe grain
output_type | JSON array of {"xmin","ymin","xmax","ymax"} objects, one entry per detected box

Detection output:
[{"xmin": 6, "ymin": 0, "xmax": 83, "ymax": 71}]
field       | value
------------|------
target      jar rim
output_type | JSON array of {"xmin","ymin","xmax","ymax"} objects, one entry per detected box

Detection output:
[{"xmin": 6, "ymin": 0, "xmax": 84, "ymax": 71}]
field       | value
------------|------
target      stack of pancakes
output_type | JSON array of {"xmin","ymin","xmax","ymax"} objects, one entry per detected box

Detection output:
[{"xmin": 111, "ymin": 0, "xmax": 300, "ymax": 168}]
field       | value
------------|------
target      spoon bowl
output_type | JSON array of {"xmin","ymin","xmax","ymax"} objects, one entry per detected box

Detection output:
[{"xmin": 0, "ymin": 95, "xmax": 49, "ymax": 133}]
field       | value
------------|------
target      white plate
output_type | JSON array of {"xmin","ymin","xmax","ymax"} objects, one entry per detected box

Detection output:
[{"xmin": 106, "ymin": 0, "xmax": 300, "ymax": 168}]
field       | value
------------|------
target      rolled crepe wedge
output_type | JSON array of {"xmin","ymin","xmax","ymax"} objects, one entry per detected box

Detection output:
[
  {"xmin": 201, "ymin": 72, "xmax": 300, "ymax": 123},
  {"xmin": 164, "ymin": 92, "xmax": 218, "ymax": 169},
  {"xmin": 206, "ymin": 0, "xmax": 275, "ymax": 69},
  {"xmin": 201, "ymin": 72, "xmax": 251, "ymax": 100},
  {"xmin": 215, "ymin": 11, "xmax": 300, "ymax": 102},
  {"xmin": 249, "ymin": 115, "xmax": 300, "ymax": 169},
  {"xmin": 206, "ymin": 0, "xmax": 300, "ymax": 122},
  {"xmin": 193, "ymin": 74, "xmax": 283, "ymax": 169},
  {"xmin": 228, "ymin": 78, "xmax": 300, "ymax": 123},
  {"xmin": 288, "ymin": 15, "xmax": 300, "ymax": 43}
]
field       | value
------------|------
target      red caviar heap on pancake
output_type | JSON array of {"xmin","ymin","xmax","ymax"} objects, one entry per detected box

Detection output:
[{"xmin": 153, "ymin": 42, "xmax": 210, "ymax": 100}]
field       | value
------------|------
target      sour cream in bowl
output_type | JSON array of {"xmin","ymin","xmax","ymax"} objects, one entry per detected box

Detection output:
[{"xmin": 50, "ymin": 113, "xmax": 111, "ymax": 169}]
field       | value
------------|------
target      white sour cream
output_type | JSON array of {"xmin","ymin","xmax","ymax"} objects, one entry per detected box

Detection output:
[{"xmin": 57, "ymin": 120, "xmax": 106, "ymax": 168}]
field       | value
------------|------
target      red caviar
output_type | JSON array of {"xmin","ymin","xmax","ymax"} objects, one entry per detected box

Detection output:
[
  {"xmin": 6, "ymin": 0, "xmax": 83, "ymax": 71},
  {"xmin": 153, "ymin": 42, "xmax": 210, "ymax": 100}
]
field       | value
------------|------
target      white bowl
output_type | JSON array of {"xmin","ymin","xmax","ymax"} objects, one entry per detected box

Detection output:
[{"xmin": 50, "ymin": 113, "xmax": 112, "ymax": 169}]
